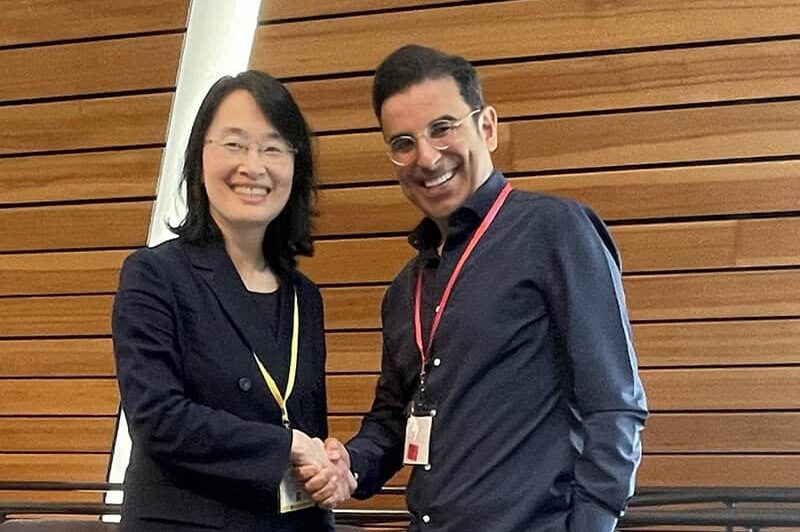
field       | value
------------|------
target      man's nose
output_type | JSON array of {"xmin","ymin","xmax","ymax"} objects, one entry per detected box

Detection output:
[{"xmin": 415, "ymin": 137, "xmax": 442, "ymax": 169}]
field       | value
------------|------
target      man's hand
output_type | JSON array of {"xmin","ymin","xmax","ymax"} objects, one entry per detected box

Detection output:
[
  {"xmin": 324, "ymin": 437, "xmax": 351, "ymax": 470},
  {"xmin": 325, "ymin": 437, "xmax": 356, "ymax": 501}
]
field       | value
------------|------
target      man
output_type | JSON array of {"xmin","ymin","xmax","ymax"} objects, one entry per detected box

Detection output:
[{"xmin": 323, "ymin": 44, "xmax": 648, "ymax": 531}]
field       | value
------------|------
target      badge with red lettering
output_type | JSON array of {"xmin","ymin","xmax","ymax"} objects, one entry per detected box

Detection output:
[{"xmin": 404, "ymin": 415, "xmax": 432, "ymax": 465}]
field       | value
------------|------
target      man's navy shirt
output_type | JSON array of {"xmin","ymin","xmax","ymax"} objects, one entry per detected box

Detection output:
[{"xmin": 347, "ymin": 170, "xmax": 648, "ymax": 532}]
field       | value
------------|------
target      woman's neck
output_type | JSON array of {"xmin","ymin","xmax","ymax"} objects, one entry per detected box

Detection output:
[{"xmin": 223, "ymin": 229, "xmax": 279, "ymax": 293}]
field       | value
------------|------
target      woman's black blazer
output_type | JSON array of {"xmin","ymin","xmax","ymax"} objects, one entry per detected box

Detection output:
[{"xmin": 112, "ymin": 239, "xmax": 333, "ymax": 531}]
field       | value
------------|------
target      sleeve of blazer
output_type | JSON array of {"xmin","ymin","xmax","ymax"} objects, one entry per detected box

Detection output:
[{"xmin": 112, "ymin": 247, "xmax": 292, "ymax": 492}]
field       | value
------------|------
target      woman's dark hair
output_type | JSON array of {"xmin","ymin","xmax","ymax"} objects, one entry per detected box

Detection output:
[
  {"xmin": 172, "ymin": 70, "xmax": 316, "ymax": 279},
  {"xmin": 372, "ymin": 44, "xmax": 484, "ymax": 120}
]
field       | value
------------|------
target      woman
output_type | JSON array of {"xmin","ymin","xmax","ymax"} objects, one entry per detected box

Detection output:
[{"xmin": 112, "ymin": 71, "xmax": 352, "ymax": 531}]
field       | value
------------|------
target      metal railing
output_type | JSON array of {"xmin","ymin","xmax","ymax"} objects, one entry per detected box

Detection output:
[{"xmin": 1, "ymin": 483, "xmax": 799, "ymax": 529}]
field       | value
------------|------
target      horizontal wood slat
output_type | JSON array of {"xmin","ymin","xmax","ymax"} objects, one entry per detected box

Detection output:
[
  {"xmin": 505, "ymin": 101, "xmax": 800, "ymax": 173},
  {"xmin": 0, "ymin": 0, "xmax": 189, "ymax": 46},
  {"xmin": 0, "ymin": 250, "xmax": 132, "ymax": 297},
  {"xmin": 323, "ymin": 286, "xmax": 385, "ymax": 330},
  {"xmin": 260, "ymin": 0, "xmax": 463, "ymax": 21},
  {"xmin": 320, "ymin": 270, "xmax": 800, "ymax": 329},
  {"xmin": 0, "ymin": 491, "xmax": 104, "ymax": 503},
  {"xmin": 0, "ymin": 454, "xmax": 109, "ymax": 483},
  {"xmin": 302, "ymin": 217, "xmax": 800, "ymax": 284},
  {"xmin": 0, "ymin": 295, "xmax": 114, "ymax": 338},
  {"xmin": 315, "ymin": 101, "xmax": 800, "ymax": 186},
  {"xmin": 615, "ymin": 217, "xmax": 800, "ymax": 272},
  {"xmin": 340, "ymin": 493, "xmax": 407, "ymax": 511},
  {"xmin": 316, "ymin": 130, "xmax": 391, "ymax": 186},
  {"xmin": 325, "ymin": 368, "xmax": 800, "ymax": 414},
  {"xmin": 510, "ymin": 162, "xmax": 800, "ymax": 222},
  {"xmin": 0, "ymin": 418, "xmax": 116, "ymax": 452},
  {"xmin": 635, "ymin": 320, "xmax": 800, "ymax": 367},
  {"xmin": 641, "ymin": 367, "xmax": 800, "ymax": 411},
  {"xmin": 638, "ymin": 455, "xmax": 800, "ymax": 487},
  {"xmin": 624, "ymin": 270, "xmax": 800, "ymax": 321},
  {"xmin": 316, "ymin": 184, "xmax": 409, "ymax": 234},
  {"xmin": 253, "ymin": 0, "xmax": 800, "ymax": 77},
  {"xmin": 644, "ymin": 413, "xmax": 800, "ymax": 453},
  {"xmin": 327, "ymin": 375, "xmax": 379, "ymax": 413},
  {"xmin": 316, "ymin": 160, "xmax": 800, "ymax": 233},
  {"xmin": 0, "ymin": 94, "xmax": 172, "ymax": 155},
  {"xmin": 0, "ymin": 149, "xmax": 161, "ymax": 205},
  {"xmin": 1, "ymin": 34, "xmax": 182, "ymax": 102},
  {"xmin": 0, "ymin": 379, "xmax": 118, "ymax": 416},
  {"xmin": 323, "ymin": 320, "xmax": 800, "ymax": 373},
  {"xmin": 4, "ymin": 273, "xmax": 795, "ymax": 337},
  {"xmin": 288, "ymin": 39, "xmax": 800, "ymax": 133},
  {"xmin": 329, "ymin": 412, "xmax": 800, "ymax": 453},
  {"xmin": 326, "ymin": 332, "xmax": 382, "ymax": 373},
  {"xmin": 1, "ymin": 202, "xmax": 152, "ymax": 252},
  {"xmin": 301, "ymin": 238, "xmax": 414, "ymax": 284},
  {"xmin": 0, "ymin": 338, "xmax": 115, "ymax": 377},
  {"xmin": 1, "ymin": 455, "xmax": 796, "ymax": 500}
]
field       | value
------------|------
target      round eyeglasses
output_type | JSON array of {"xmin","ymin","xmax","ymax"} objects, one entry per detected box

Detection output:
[{"xmin": 385, "ymin": 107, "xmax": 483, "ymax": 166}]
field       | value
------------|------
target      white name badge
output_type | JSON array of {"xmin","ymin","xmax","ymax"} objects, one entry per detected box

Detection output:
[
  {"xmin": 403, "ymin": 415, "xmax": 432, "ymax": 465},
  {"xmin": 278, "ymin": 467, "xmax": 315, "ymax": 513}
]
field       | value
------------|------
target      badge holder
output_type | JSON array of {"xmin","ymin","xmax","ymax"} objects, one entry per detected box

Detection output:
[
  {"xmin": 278, "ymin": 465, "xmax": 315, "ymax": 513},
  {"xmin": 404, "ymin": 377, "xmax": 435, "ymax": 465}
]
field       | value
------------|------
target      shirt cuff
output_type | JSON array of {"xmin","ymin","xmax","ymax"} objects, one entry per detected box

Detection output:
[
  {"xmin": 347, "ymin": 448, "xmax": 371, "ymax": 499},
  {"xmin": 569, "ymin": 498, "xmax": 619, "ymax": 532}
]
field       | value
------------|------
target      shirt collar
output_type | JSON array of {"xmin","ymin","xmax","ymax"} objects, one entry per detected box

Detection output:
[{"xmin": 408, "ymin": 169, "xmax": 507, "ymax": 254}]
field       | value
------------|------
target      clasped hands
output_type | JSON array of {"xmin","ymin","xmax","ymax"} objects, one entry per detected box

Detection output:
[{"xmin": 290, "ymin": 431, "xmax": 354, "ymax": 509}]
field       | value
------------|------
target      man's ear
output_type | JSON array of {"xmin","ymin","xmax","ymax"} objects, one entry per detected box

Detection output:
[{"xmin": 480, "ymin": 106, "xmax": 499, "ymax": 153}]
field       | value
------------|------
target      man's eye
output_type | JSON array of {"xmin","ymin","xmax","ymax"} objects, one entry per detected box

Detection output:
[
  {"xmin": 428, "ymin": 121, "xmax": 454, "ymax": 139},
  {"xmin": 390, "ymin": 137, "xmax": 416, "ymax": 153}
]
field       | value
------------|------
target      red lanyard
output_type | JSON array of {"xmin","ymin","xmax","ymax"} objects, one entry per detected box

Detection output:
[{"xmin": 414, "ymin": 183, "xmax": 513, "ymax": 373}]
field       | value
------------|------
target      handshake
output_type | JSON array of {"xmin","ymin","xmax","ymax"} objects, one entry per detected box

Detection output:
[{"xmin": 290, "ymin": 431, "xmax": 356, "ymax": 509}]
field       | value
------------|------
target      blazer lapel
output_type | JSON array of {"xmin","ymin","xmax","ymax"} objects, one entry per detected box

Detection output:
[{"xmin": 182, "ymin": 243, "xmax": 264, "ymax": 354}]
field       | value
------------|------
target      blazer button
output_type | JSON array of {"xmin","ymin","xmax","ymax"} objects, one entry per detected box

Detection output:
[{"xmin": 238, "ymin": 377, "xmax": 252, "ymax": 392}]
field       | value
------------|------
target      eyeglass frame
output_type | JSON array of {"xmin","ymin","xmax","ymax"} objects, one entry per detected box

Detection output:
[
  {"xmin": 204, "ymin": 137, "xmax": 298, "ymax": 163},
  {"xmin": 384, "ymin": 107, "xmax": 484, "ymax": 166}
]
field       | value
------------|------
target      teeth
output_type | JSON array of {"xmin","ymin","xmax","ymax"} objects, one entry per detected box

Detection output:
[
  {"xmin": 233, "ymin": 185, "xmax": 268, "ymax": 197},
  {"xmin": 423, "ymin": 171, "xmax": 454, "ymax": 188}
]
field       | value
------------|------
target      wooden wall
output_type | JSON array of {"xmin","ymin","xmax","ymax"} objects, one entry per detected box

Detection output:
[
  {"xmin": 0, "ymin": 0, "xmax": 188, "ymax": 502},
  {"xmin": 256, "ymin": 0, "xmax": 800, "ymax": 523}
]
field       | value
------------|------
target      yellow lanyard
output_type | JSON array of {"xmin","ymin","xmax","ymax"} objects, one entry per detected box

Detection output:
[{"xmin": 252, "ymin": 289, "xmax": 299, "ymax": 428}]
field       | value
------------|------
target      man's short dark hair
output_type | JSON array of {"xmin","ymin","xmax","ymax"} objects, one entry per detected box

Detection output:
[
  {"xmin": 372, "ymin": 44, "xmax": 485, "ymax": 120},
  {"xmin": 172, "ymin": 70, "xmax": 316, "ymax": 279}
]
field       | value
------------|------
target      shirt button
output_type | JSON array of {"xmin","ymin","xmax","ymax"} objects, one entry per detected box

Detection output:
[
  {"xmin": 237, "ymin": 377, "xmax": 252, "ymax": 392},
  {"xmin": 424, "ymin": 463, "xmax": 431, "ymax": 471},
  {"xmin": 434, "ymin": 305, "xmax": 440, "ymax": 313},
  {"xmin": 432, "ymin": 358, "xmax": 441, "ymax": 367},
  {"xmin": 430, "ymin": 409, "xmax": 437, "ymax": 417},
  {"xmin": 422, "ymin": 514, "xmax": 431, "ymax": 523}
]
